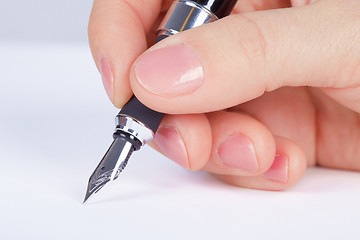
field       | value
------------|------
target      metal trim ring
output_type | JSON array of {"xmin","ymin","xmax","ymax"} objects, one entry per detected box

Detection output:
[
  {"xmin": 115, "ymin": 115, "xmax": 155, "ymax": 146},
  {"xmin": 157, "ymin": 0, "xmax": 218, "ymax": 37}
]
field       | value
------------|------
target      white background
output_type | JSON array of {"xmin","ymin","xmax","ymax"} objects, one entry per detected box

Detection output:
[
  {"xmin": 1, "ymin": 1, "xmax": 360, "ymax": 239},
  {"xmin": 0, "ymin": 0, "xmax": 92, "ymax": 43}
]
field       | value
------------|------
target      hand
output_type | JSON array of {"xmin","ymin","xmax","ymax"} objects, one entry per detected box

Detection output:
[{"xmin": 88, "ymin": 0, "xmax": 360, "ymax": 190}]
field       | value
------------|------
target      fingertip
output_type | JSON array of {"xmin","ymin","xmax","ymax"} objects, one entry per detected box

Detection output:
[
  {"xmin": 204, "ymin": 111, "xmax": 276, "ymax": 176},
  {"xmin": 129, "ymin": 43, "xmax": 206, "ymax": 114},
  {"xmin": 113, "ymin": 88, "xmax": 133, "ymax": 109},
  {"xmin": 263, "ymin": 136, "xmax": 307, "ymax": 189},
  {"xmin": 215, "ymin": 136, "xmax": 307, "ymax": 190},
  {"xmin": 88, "ymin": 0, "xmax": 159, "ymax": 108},
  {"xmin": 151, "ymin": 114, "xmax": 212, "ymax": 171}
]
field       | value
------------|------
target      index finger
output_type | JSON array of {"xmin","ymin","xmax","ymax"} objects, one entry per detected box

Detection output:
[{"xmin": 88, "ymin": 0, "xmax": 163, "ymax": 107}]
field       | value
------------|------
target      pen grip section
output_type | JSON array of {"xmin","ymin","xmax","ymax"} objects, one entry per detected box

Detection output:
[{"xmin": 119, "ymin": 95, "xmax": 165, "ymax": 133}]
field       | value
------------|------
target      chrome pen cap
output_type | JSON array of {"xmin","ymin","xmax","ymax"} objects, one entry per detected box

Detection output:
[{"xmin": 157, "ymin": 0, "xmax": 237, "ymax": 38}]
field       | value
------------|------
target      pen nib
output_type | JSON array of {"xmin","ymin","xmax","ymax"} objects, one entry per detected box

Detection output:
[{"xmin": 83, "ymin": 137, "xmax": 134, "ymax": 203}]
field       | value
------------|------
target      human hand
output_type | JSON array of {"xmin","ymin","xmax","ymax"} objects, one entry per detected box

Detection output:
[{"xmin": 88, "ymin": 0, "xmax": 360, "ymax": 190}]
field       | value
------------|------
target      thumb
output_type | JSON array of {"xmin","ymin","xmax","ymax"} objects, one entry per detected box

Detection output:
[{"xmin": 129, "ymin": 0, "xmax": 360, "ymax": 114}]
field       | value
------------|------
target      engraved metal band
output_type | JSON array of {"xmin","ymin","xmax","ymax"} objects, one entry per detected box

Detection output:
[
  {"xmin": 115, "ymin": 115, "xmax": 154, "ymax": 146},
  {"xmin": 157, "ymin": 0, "xmax": 218, "ymax": 37}
]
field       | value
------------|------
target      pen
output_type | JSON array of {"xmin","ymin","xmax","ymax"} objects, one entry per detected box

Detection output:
[{"xmin": 84, "ymin": 0, "xmax": 238, "ymax": 203}]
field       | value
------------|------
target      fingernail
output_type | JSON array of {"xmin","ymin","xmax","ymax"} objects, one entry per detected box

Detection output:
[
  {"xmin": 262, "ymin": 154, "xmax": 289, "ymax": 183},
  {"xmin": 293, "ymin": 0, "xmax": 309, "ymax": 6},
  {"xmin": 154, "ymin": 127, "xmax": 189, "ymax": 169},
  {"xmin": 99, "ymin": 57, "xmax": 113, "ymax": 102},
  {"xmin": 217, "ymin": 135, "xmax": 259, "ymax": 171},
  {"xmin": 134, "ymin": 44, "xmax": 204, "ymax": 96}
]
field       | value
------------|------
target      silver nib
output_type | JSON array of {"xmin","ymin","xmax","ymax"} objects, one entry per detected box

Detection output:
[
  {"xmin": 83, "ymin": 137, "xmax": 134, "ymax": 203},
  {"xmin": 84, "ymin": 113, "xmax": 154, "ymax": 203}
]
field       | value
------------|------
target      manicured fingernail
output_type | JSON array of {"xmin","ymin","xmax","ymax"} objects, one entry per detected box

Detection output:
[
  {"xmin": 217, "ymin": 135, "xmax": 258, "ymax": 171},
  {"xmin": 154, "ymin": 127, "xmax": 189, "ymax": 169},
  {"xmin": 99, "ymin": 57, "xmax": 113, "ymax": 102},
  {"xmin": 262, "ymin": 154, "xmax": 289, "ymax": 183},
  {"xmin": 134, "ymin": 44, "xmax": 204, "ymax": 96}
]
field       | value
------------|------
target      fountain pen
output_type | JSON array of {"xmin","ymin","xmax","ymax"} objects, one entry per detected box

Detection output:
[{"xmin": 84, "ymin": 0, "xmax": 237, "ymax": 203}]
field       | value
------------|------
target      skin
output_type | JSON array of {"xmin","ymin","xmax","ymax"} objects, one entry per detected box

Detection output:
[{"xmin": 88, "ymin": 0, "xmax": 360, "ymax": 190}]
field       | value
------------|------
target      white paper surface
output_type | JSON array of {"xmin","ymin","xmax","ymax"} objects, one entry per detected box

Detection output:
[{"xmin": 0, "ymin": 43, "xmax": 359, "ymax": 240}]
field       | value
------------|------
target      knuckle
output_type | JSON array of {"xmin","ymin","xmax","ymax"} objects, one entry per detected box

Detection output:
[
  {"xmin": 226, "ymin": 14, "xmax": 272, "ymax": 66},
  {"xmin": 222, "ymin": 13, "xmax": 281, "ymax": 91}
]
